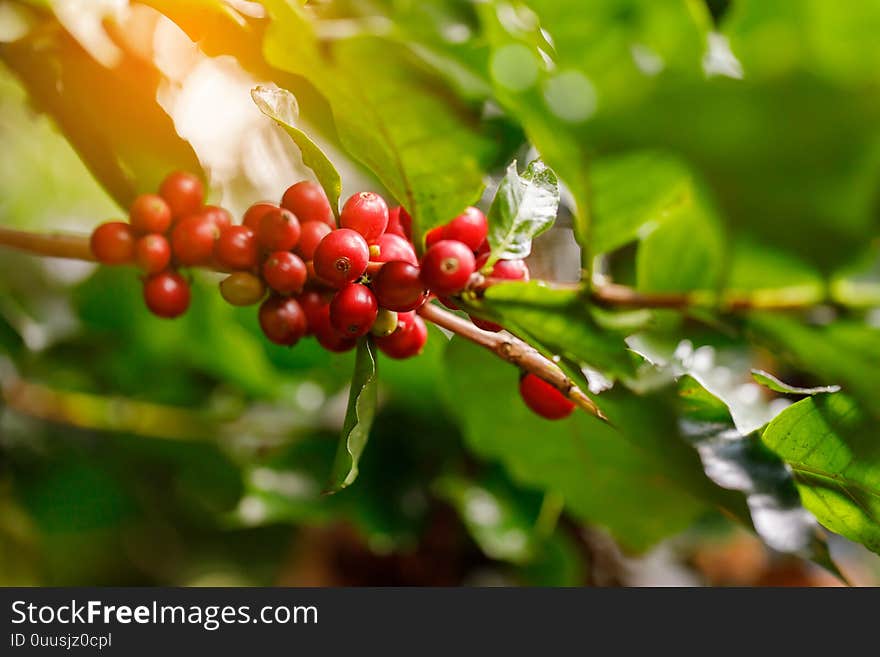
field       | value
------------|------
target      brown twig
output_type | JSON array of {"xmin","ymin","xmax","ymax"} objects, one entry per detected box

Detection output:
[
  {"xmin": 0, "ymin": 226, "xmax": 96, "ymax": 261},
  {"xmin": 417, "ymin": 302, "xmax": 606, "ymax": 421}
]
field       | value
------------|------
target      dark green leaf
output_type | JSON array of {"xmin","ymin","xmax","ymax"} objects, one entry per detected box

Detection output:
[
  {"xmin": 486, "ymin": 159, "xmax": 559, "ymax": 265},
  {"xmin": 326, "ymin": 337, "xmax": 379, "ymax": 493},
  {"xmin": 476, "ymin": 281, "xmax": 634, "ymax": 378},
  {"xmin": 751, "ymin": 370, "xmax": 841, "ymax": 396},
  {"xmin": 762, "ymin": 394, "xmax": 880, "ymax": 555},
  {"xmin": 251, "ymin": 85, "xmax": 341, "ymax": 215},
  {"xmin": 442, "ymin": 337, "xmax": 709, "ymax": 551}
]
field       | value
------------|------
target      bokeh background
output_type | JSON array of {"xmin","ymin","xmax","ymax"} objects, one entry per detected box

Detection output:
[{"xmin": 1, "ymin": 1, "xmax": 880, "ymax": 586}]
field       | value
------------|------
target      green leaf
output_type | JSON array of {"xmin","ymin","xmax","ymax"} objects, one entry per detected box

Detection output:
[
  {"xmin": 751, "ymin": 370, "xmax": 841, "ymax": 396},
  {"xmin": 762, "ymin": 394, "xmax": 880, "ymax": 555},
  {"xmin": 486, "ymin": 159, "xmax": 559, "ymax": 265},
  {"xmin": 326, "ymin": 337, "xmax": 379, "ymax": 493},
  {"xmin": 636, "ymin": 193, "xmax": 725, "ymax": 293},
  {"xmin": 677, "ymin": 376, "xmax": 841, "ymax": 574},
  {"xmin": 442, "ymin": 337, "xmax": 710, "ymax": 552},
  {"xmin": 251, "ymin": 85, "xmax": 341, "ymax": 215},
  {"xmin": 261, "ymin": 0, "xmax": 500, "ymax": 242},
  {"xmin": 591, "ymin": 151, "xmax": 693, "ymax": 255},
  {"xmin": 476, "ymin": 281, "xmax": 634, "ymax": 378},
  {"xmin": 748, "ymin": 314, "xmax": 880, "ymax": 418}
]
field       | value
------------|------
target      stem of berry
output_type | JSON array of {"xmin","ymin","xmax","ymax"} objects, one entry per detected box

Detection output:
[{"xmin": 417, "ymin": 302, "xmax": 606, "ymax": 421}]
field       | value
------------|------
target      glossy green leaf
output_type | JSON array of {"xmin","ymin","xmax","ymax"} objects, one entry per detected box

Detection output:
[
  {"xmin": 261, "ymin": 0, "xmax": 500, "ymax": 243},
  {"xmin": 327, "ymin": 337, "xmax": 379, "ymax": 493},
  {"xmin": 677, "ymin": 375, "xmax": 841, "ymax": 575},
  {"xmin": 751, "ymin": 370, "xmax": 841, "ymax": 396},
  {"xmin": 486, "ymin": 159, "xmax": 559, "ymax": 265},
  {"xmin": 251, "ymin": 85, "xmax": 341, "ymax": 215},
  {"xmin": 762, "ymin": 394, "xmax": 880, "ymax": 554},
  {"xmin": 475, "ymin": 281, "xmax": 634, "ymax": 378}
]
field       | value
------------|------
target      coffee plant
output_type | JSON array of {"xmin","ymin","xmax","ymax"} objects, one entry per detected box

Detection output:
[{"xmin": 0, "ymin": 1, "xmax": 878, "ymax": 585}]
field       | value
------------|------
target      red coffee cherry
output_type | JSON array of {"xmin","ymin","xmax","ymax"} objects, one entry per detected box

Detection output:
[
  {"xmin": 312, "ymin": 304, "xmax": 358, "ymax": 352},
  {"xmin": 143, "ymin": 271, "xmax": 190, "ymax": 319},
  {"xmin": 385, "ymin": 206, "xmax": 410, "ymax": 239},
  {"xmin": 425, "ymin": 225, "xmax": 446, "ymax": 249},
  {"xmin": 518, "ymin": 373, "xmax": 575, "ymax": 420},
  {"xmin": 476, "ymin": 252, "xmax": 530, "ymax": 281},
  {"xmin": 444, "ymin": 206, "xmax": 487, "ymax": 251},
  {"xmin": 281, "ymin": 181, "xmax": 335, "ymax": 226},
  {"xmin": 134, "ymin": 234, "xmax": 171, "ymax": 274},
  {"xmin": 374, "ymin": 233, "xmax": 417, "ymax": 265},
  {"xmin": 330, "ymin": 283, "xmax": 378, "ymax": 337},
  {"xmin": 372, "ymin": 261, "xmax": 428, "ymax": 312},
  {"xmin": 296, "ymin": 221, "xmax": 333, "ymax": 261},
  {"xmin": 129, "ymin": 194, "xmax": 172, "ymax": 234},
  {"xmin": 243, "ymin": 202, "xmax": 278, "ymax": 231},
  {"xmin": 201, "ymin": 205, "xmax": 233, "ymax": 232},
  {"xmin": 376, "ymin": 311, "xmax": 427, "ymax": 359},
  {"xmin": 491, "ymin": 258, "xmax": 530, "ymax": 281},
  {"xmin": 340, "ymin": 191, "xmax": 388, "ymax": 243},
  {"xmin": 90, "ymin": 221, "xmax": 136, "ymax": 265},
  {"xmin": 262, "ymin": 251, "xmax": 307, "ymax": 295},
  {"xmin": 419, "ymin": 239, "xmax": 476, "ymax": 295},
  {"xmin": 313, "ymin": 228, "xmax": 369, "ymax": 288},
  {"xmin": 298, "ymin": 290, "xmax": 330, "ymax": 336},
  {"xmin": 257, "ymin": 207, "xmax": 301, "ymax": 252},
  {"xmin": 171, "ymin": 213, "xmax": 219, "ymax": 265},
  {"xmin": 159, "ymin": 171, "xmax": 204, "ymax": 218},
  {"xmin": 259, "ymin": 295, "xmax": 307, "ymax": 346},
  {"xmin": 214, "ymin": 225, "xmax": 258, "ymax": 271},
  {"xmin": 219, "ymin": 271, "xmax": 266, "ymax": 307},
  {"xmin": 475, "ymin": 239, "xmax": 490, "ymax": 258}
]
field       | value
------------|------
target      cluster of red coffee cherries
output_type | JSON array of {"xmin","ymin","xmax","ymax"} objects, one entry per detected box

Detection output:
[{"xmin": 89, "ymin": 171, "xmax": 574, "ymax": 418}]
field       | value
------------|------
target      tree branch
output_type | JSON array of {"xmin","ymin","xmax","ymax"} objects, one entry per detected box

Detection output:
[
  {"xmin": 417, "ymin": 302, "xmax": 606, "ymax": 421},
  {"xmin": 0, "ymin": 226, "xmax": 96, "ymax": 261},
  {"xmin": 590, "ymin": 281, "xmax": 824, "ymax": 312}
]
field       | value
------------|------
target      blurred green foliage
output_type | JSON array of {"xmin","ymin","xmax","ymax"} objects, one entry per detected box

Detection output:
[{"xmin": 1, "ymin": 0, "xmax": 879, "ymax": 585}]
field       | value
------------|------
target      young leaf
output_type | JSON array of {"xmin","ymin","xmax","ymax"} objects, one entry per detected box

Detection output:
[
  {"xmin": 751, "ymin": 370, "xmax": 841, "ymax": 396},
  {"xmin": 762, "ymin": 394, "xmax": 880, "ymax": 555},
  {"xmin": 326, "ymin": 337, "xmax": 379, "ymax": 493},
  {"xmin": 251, "ymin": 85, "xmax": 341, "ymax": 215},
  {"xmin": 486, "ymin": 160, "xmax": 560, "ymax": 265}
]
